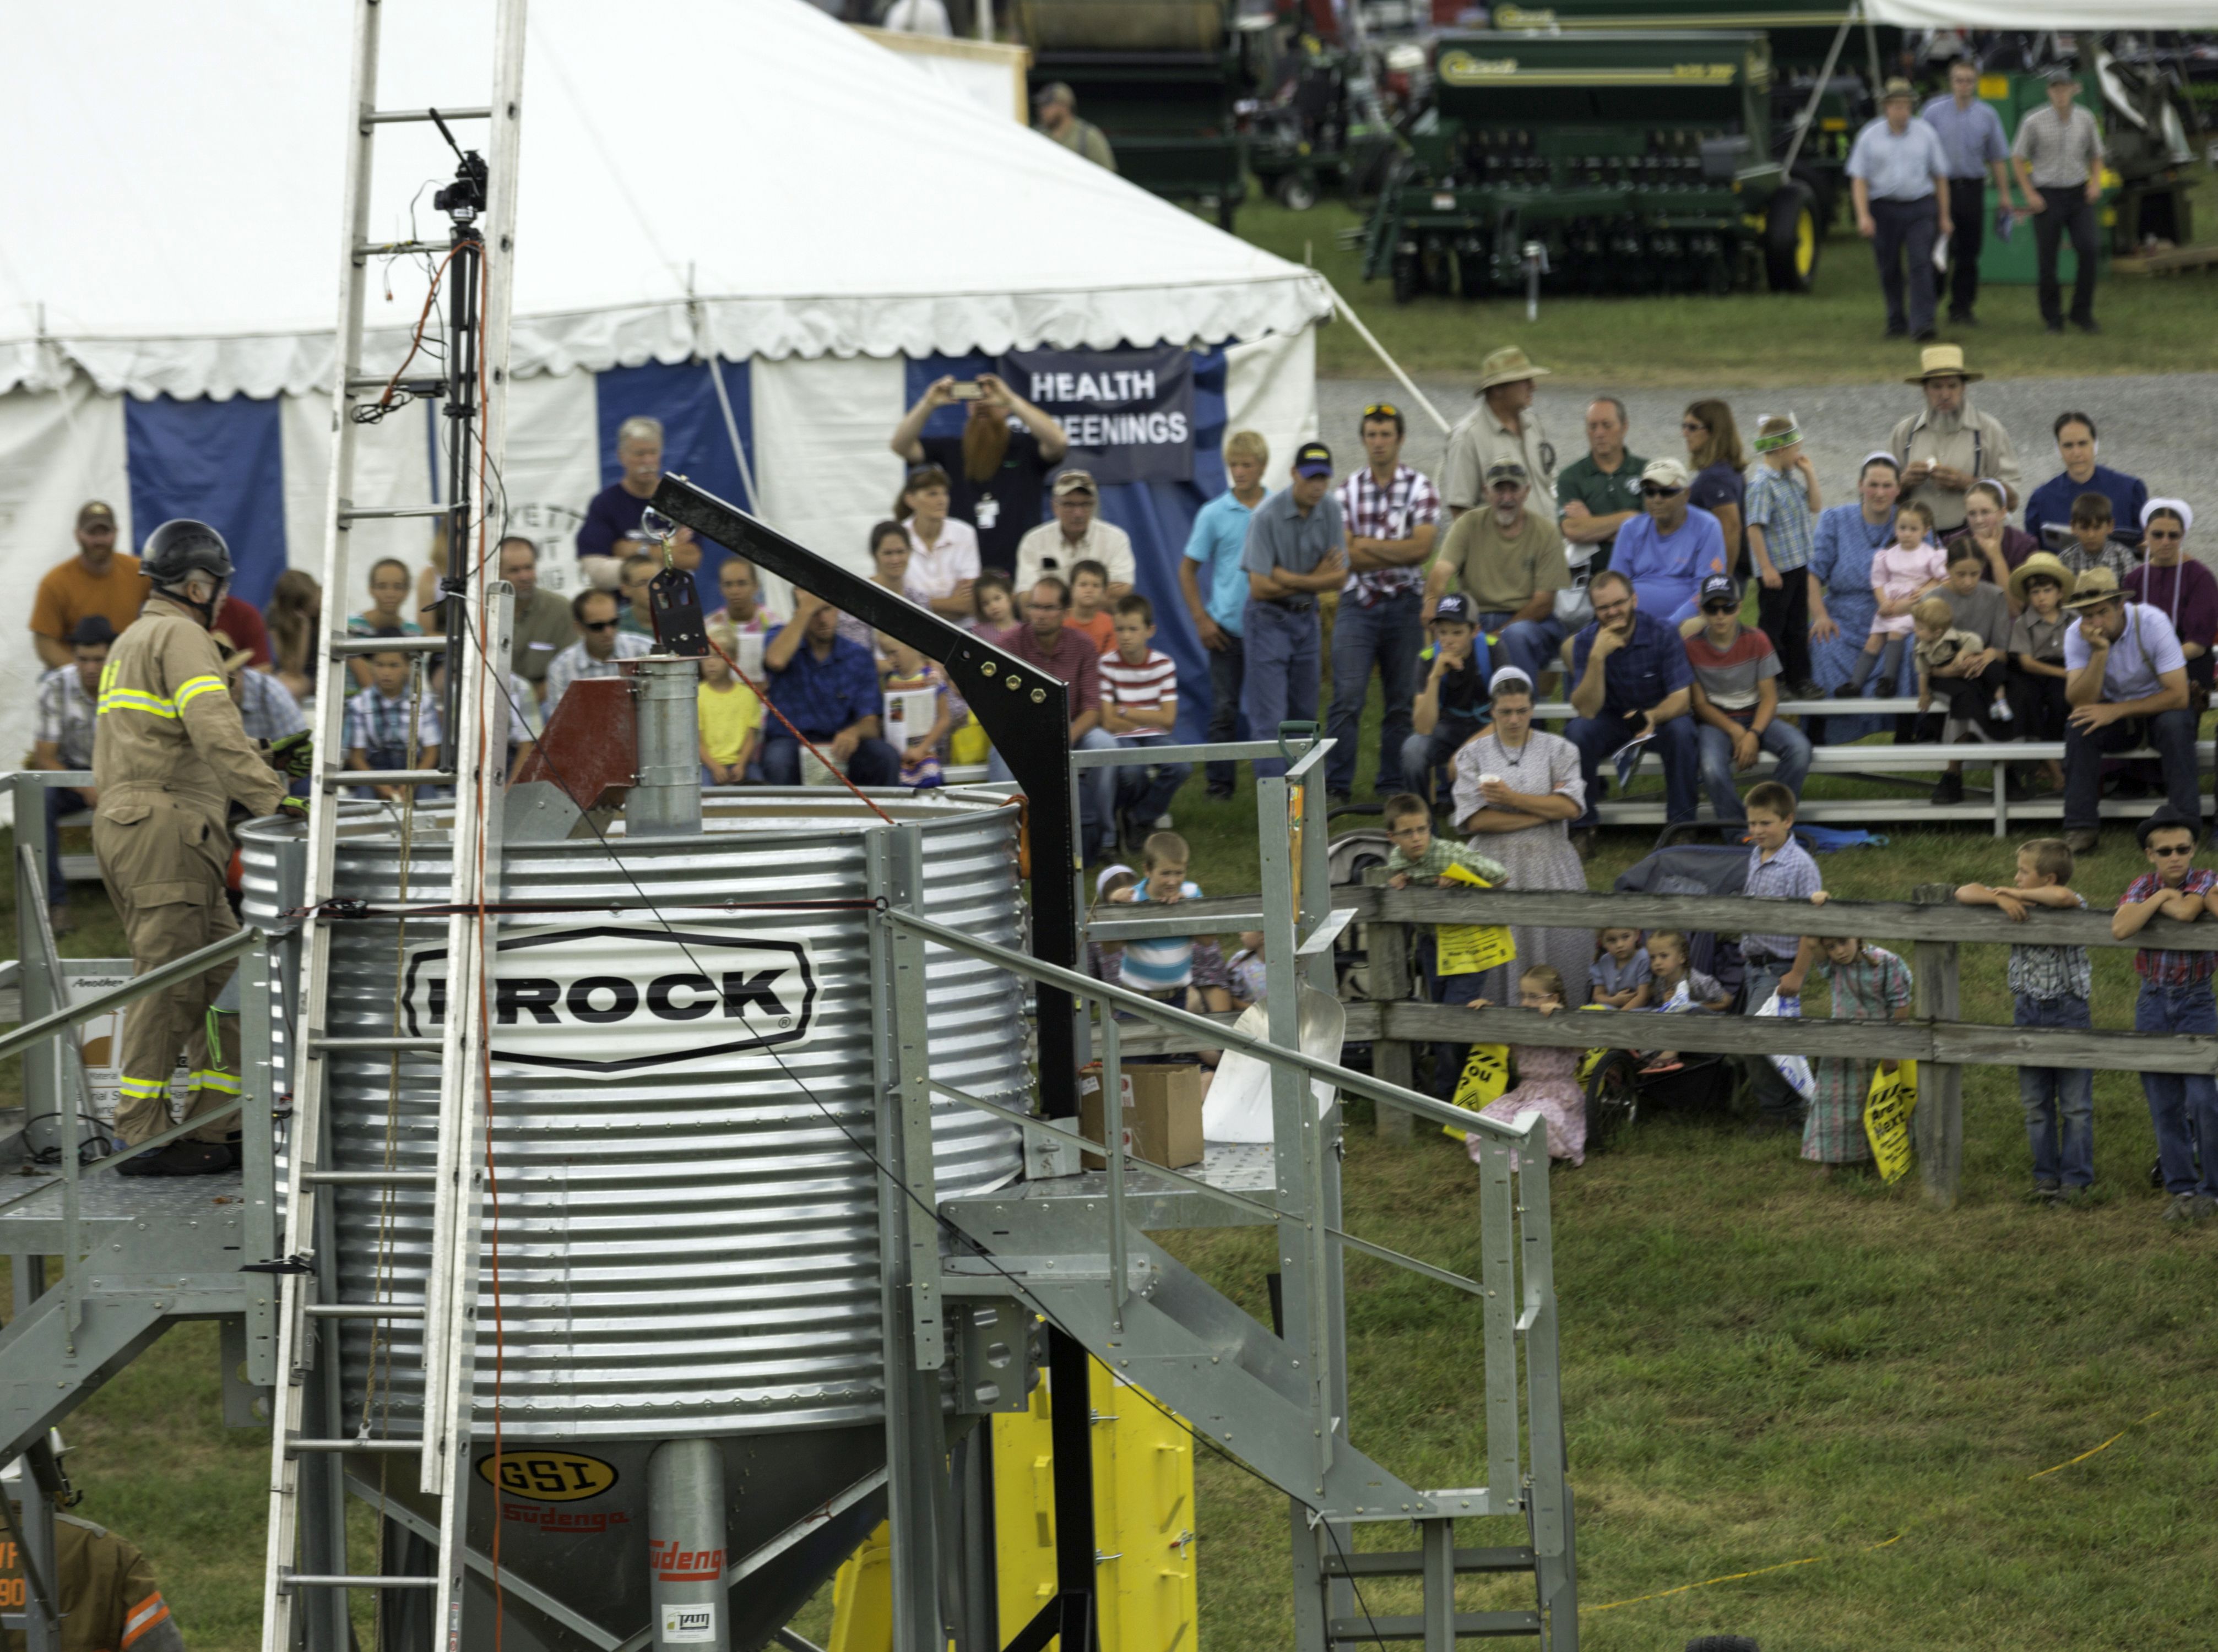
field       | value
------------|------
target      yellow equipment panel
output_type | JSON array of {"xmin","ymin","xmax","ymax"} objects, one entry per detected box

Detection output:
[{"xmin": 828, "ymin": 1356, "xmax": 1197, "ymax": 1652}]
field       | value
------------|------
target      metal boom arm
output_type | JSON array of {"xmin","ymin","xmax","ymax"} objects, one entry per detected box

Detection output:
[{"xmin": 647, "ymin": 474, "xmax": 1083, "ymax": 1120}]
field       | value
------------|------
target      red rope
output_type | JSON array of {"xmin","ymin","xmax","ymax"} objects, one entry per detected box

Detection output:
[{"xmin": 701, "ymin": 621, "xmax": 898, "ymax": 824}]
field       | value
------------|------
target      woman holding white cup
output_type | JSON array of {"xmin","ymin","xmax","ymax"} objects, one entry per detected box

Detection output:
[{"xmin": 1450, "ymin": 667, "xmax": 1593, "ymax": 1007}]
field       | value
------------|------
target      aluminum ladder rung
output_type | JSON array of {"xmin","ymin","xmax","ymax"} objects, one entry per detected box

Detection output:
[
  {"xmin": 339, "ymin": 504, "xmax": 451, "ymax": 523},
  {"xmin": 285, "ymin": 1575, "xmax": 438, "ymax": 1591},
  {"xmin": 303, "ymin": 1304, "xmax": 424, "ymax": 1322},
  {"xmin": 319, "ymin": 770, "xmax": 452, "ymax": 791},
  {"xmin": 265, "ymin": 5, "xmax": 524, "ymax": 1645},
  {"xmin": 308, "ymin": 1036, "xmax": 441, "ymax": 1056},
  {"xmin": 1327, "ymin": 1611, "xmax": 1544, "ymax": 1642},
  {"xmin": 1323, "ymin": 1545, "xmax": 1538, "ymax": 1578},
  {"xmin": 329, "ymin": 634, "xmax": 447, "ymax": 657},
  {"xmin": 365, "ymin": 106, "xmax": 491, "ymax": 125}
]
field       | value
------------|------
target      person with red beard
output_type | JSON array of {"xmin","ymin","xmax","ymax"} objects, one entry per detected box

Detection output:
[{"xmin": 891, "ymin": 371, "xmax": 1069, "ymax": 575}]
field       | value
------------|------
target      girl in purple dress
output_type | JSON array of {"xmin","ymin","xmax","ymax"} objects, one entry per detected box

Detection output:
[{"xmin": 1467, "ymin": 965, "xmax": 1588, "ymax": 1167}]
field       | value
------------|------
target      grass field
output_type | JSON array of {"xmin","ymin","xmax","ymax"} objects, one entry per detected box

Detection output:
[
  {"xmin": 1237, "ymin": 174, "xmax": 2218, "ymax": 386},
  {"xmin": 8, "ymin": 697, "xmax": 2217, "ymax": 1648}
]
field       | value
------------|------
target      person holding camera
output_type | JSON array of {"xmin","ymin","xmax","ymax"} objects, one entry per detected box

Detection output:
[{"xmin": 890, "ymin": 372, "xmax": 1069, "ymax": 574}]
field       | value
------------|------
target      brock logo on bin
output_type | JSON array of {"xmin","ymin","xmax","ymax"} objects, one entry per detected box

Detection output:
[{"xmin": 402, "ymin": 926, "xmax": 818, "ymax": 1076}]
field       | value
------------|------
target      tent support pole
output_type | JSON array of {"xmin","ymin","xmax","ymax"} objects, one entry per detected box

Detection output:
[
  {"xmin": 1862, "ymin": 2, "xmax": 1883, "ymax": 92},
  {"xmin": 1322, "ymin": 282, "xmax": 1450, "ymax": 435},
  {"xmin": 1782, "ymin": 14, "xmax": 1855, "ymax": 178}
]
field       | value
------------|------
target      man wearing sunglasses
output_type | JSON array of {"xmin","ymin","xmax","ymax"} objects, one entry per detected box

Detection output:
[
  {"xmin": 545, "ymin": 589, "xmax": 652, "ymax": 712},
  {"xmin": 2112, "ymin": 803, "xmax": 2218, "ymax": 1224},
  {"xmin": 1327, "ymin": 402, "xmax": 1440, "ymax": 801},
  {"xmin": 1685, "ymin": 574, "xmax": 1813, "ymax": 825},
  {"xmin": 1609, "ymin": 458, "xmax": 1728, "ymax": 623}
]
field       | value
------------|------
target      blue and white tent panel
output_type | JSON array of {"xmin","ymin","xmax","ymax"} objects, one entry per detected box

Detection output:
[{"xmin": 0, "ymin": 329, "xmax": 1313, "ymax": 795}]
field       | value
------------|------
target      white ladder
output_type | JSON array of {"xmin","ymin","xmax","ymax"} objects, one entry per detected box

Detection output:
[{"xmin": 259, "ymin": 2, "xmax": 527, "ymax": 1648}]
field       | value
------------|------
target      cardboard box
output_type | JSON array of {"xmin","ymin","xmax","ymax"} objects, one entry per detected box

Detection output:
[{"xmin": 1081, "ymin": 1062, "xmax": 1204, "ymax": 1171}]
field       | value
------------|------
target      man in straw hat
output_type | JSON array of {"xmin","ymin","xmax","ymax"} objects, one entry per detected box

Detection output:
[
  {"xmin": 1889, "ymin": 344, "xmax": 2022, "ymax": 535},
  {"xmin": 2059, "ymin": 566, "xmax": 2200, "ymax": 854},
  {"xmin": 1440, "ymin": 346, "xmax": 1558, "ymax": 523},
  {"xmin": 1847, "ymin": 76, "xmax": 1953, "ymax": 340}
]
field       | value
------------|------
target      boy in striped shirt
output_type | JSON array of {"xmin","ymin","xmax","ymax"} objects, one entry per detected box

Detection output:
[
  {"xmin": 1108, "ymin": 832, "xmax": 1204, "ymax": 1003},
  {"xmin": 1100, "ymin": 594, "xmax": 1192, "ymax": 851}
]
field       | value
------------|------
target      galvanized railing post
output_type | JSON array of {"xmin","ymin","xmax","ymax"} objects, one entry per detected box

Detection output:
[
  {"xmin": 1098, "ymin": 997, "xmax": 1129, "ymax": 1335},
  {"xmin": 1512, "ymin": 1127, "xmax": 1576, "ymax": 1646},
  {"xmin": 1474, "ymin": 1133, "xmax": 1520, "ymax": 1510},
  {"xmin": 240, "ymin": 937, "xmax": 280, "ymax": 1389},
  {"xmin": 867, "ymin": 823, "xmax": 949, "ymax": 1652}
]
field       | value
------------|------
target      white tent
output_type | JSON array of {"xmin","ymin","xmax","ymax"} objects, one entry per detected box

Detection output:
[
  {"xmin": 1, "ymin": 0, "xmax": 1329, "ymax": 396},
  {"xmin": 0, "ymin": 0, "xmax": 1330, "ymax": 810}
]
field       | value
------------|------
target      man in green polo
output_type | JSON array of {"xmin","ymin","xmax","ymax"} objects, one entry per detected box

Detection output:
[{"xmin": 1555, "ymin": 395, "xmax": 1646, "ymax": 582}]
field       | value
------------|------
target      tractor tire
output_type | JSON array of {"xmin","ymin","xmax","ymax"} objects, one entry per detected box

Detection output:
[
  {"xmin": 1584, "ymin": 1053, "xmax": 1642, "ymax": 1154},
  {"xmin": 1765, "ymin": 180, "xmax": 1821, "ymax": 294},
  {"xmin": 1275, "ymin": 172, "xmax": 1319, "ymax": 212},
  {"xmin": 1391, "ymin": 250, "xmax": 1420, "ymax": 305}
]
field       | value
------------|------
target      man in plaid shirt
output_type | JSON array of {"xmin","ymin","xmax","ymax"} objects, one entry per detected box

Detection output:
[
  {"xmin": 30, "ymin": 616, "xmax": 112, "ymax": 930},
  {"xmin": 1327, "ymin": 403, "xmax": 1440, "ymax": 800},
  {"xmin": 2111, "ymin": 804, "xmax": 2218, "ymax": 1222}
]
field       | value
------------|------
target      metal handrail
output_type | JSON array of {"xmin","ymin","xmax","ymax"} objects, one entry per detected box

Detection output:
[
  {"xmin": 0, "ymin": 926, "xmax": 269, "ymax": 1068},
  {"xmin": 882, "ymin": 906, "xmax": 1530, "ymax": 1146}
]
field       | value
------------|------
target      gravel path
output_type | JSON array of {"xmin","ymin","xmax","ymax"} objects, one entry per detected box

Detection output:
[{"xmin": 1315, "ymin": 371, "xmax": 2217, "ymax": 561}]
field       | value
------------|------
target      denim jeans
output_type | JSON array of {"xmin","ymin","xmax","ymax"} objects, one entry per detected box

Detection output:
[
  {"xmin": 1400, "ymin": 724, "xmax": 1484, "ymax": 811},
  {"xmin": 763, "ymin": 736, "xmax": 900, "ymax": 787},
  {"xmin": 2063, "ymin": 708, "xmax": 2201, "ymax": 833},
  {"xmin": 1564, "ymin": 710, "xmax": 1700, "ymax": 828},
  {"xmin": 2015, "ymin": 992, "xmax": 2094, "ymax": 1188},
  {"xmin": 1115, "ymin": 756, "xmax": 1194, "ymax": 833},
  {"xmin": 2134, "ymin": 981, "xmax": 2218, "ymax": 1198},
  {"xmin": 988, "ymin": 726, "xmax": 1119, "ymax": 858},
  {"xmin": 1241, "ymin": 599, "xmax": 1321, "ymax": 779},
  {"xmin": 42, "ymin": 786, "xmax": 94, "ymax": 909},
  {"xmin": 1497, "ymin": 616, "xmax": 1572, "ymax": 687},
  {"xmin": 1326, "ymin": 590, "xmax": 1423, "ymax": 793},
  {"xmin": 1204, "ymin": 632, "xmax": 1246, "ymax": 793},
  {"xmin": 1695, "ymin": 719, "xmax": 1813, "ymax": 822},
  {"xmin": 1415, "ymin": 931, "xmax": 1488, "ymax": 1099}
]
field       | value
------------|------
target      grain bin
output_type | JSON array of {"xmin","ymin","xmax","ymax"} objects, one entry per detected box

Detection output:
[{"xmin": 238, "ymin": 785, "xmax": 1029, "ymax": 1648}]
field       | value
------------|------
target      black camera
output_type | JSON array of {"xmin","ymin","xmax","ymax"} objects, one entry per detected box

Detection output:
[{"xmin": 435, "ymin": 151, "xmax": 488, "ymax": 221}]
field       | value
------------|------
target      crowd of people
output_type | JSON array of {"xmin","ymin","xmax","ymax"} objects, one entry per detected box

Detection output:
[{"xmin": 29, "ymin": 333, "xmax": 2204, "ymax": 890}]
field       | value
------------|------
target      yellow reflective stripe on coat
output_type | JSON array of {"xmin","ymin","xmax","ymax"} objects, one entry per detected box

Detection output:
[
  {"xmin": 173, "ymin": 674, "xmax": 228, "ymax": 709},
  {"xmin": 97, "ymin": 688, "xmax": 180, "ymax": 719},
  {"xmin": 188, "ymin": 1069, "xmax": 242, "ymax": 1094},
  {"xmin": 116, "ymin": 1076, "xmax": 172, "ymax": 1099}
]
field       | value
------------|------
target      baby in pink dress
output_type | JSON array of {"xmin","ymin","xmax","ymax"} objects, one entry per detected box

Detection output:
[{"xmin": 1839, "ymin": 498, "xmax": 1946, "ymax": 697}]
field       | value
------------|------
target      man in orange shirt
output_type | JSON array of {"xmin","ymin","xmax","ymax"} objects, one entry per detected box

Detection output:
[{"xmin": 31, "ymin": 503, "xmax": 149, "ymax": 670}]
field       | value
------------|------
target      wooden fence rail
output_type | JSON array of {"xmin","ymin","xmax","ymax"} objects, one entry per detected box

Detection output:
[{"xmin": 1093, "ymin": 879, "xmax": 2218, "ymax": 1210}]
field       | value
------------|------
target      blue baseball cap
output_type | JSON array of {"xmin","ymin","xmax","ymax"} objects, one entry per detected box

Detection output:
[{"xmin": 1292, "ymin": 441, "xmax": 1334, "ymax": 479}]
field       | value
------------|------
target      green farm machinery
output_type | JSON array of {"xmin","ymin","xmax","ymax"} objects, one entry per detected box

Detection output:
[{"xmin": 1360, "ymin": 30, "xmax": 1825, "ymax": 300}]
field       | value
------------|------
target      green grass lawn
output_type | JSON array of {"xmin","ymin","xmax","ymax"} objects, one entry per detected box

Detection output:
[
  {"xmin": 9, "ymin": 704, "xmax": 2217, "ymax": 1649},
  {"xmin": 1236, "ymin": 173, "xmax": 2218, "ymax": 385}
]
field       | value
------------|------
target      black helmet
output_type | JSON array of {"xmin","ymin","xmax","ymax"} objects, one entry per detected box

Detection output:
[{"xmin": 141, "ymin": 519, "xmax": 235, "ymax": 589}]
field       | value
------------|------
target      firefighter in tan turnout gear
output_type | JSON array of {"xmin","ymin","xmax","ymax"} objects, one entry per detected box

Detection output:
[{"xmin": 91, "ymin": 520, "xmax": 304, "ymax": 1177}]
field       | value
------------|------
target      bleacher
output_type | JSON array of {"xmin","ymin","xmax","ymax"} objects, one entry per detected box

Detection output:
[{"xmin": 1528, "ymin": 696, "xmax": 2210, "ymax": 836}]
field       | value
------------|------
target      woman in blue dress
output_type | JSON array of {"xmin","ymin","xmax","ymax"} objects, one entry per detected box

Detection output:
[{"xmin": 1807, "ymin": 453, "xmax": 1910, "ymax": 743}]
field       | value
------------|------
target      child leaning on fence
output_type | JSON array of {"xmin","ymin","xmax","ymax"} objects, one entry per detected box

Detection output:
[
  {"xmin": 1783, "ymin": 935, "xmax": 1913, "ymax": 1176},
  {"xmin": 1463, "ymin": 965, "xmax": 1587, "ymax": 1167},
  {"xmin": 1956, "ymin": 838, "xmax": 2094, "ymax": 1206},
  {"xmin": 1383, "ymin": 791, "xmax": 1512, "ymax": 1096}
]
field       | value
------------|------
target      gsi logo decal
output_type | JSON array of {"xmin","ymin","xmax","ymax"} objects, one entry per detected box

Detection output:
[
  {"xmin": 477, "ymin": 1448, "xmax": 620, "ymax": 1503},
  {"xmin": 403, "ymin": 925, "xmax": 817, "ymax": 1077}
]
